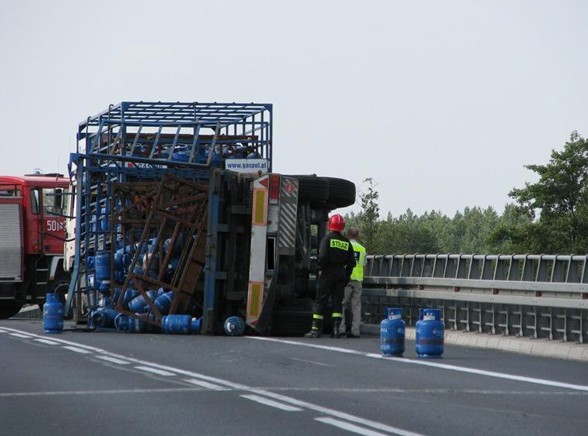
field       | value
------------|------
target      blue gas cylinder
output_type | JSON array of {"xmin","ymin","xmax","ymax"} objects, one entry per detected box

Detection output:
[
  {"xmin": 95, "ymin": 251, "xmax": 111, "ymax": 291},
  {"xmin": 43, "ymin": 293, "xmax": 63, "ymax": 333},
  {"xmin": 415, "ymin": 308, "xmax": 445, "ymax": 358},
  {"xmin": 223, "ymin": 316, "xmax": 245, "ymax": 336},
  {"xmin": 380, "ymin": 307, "xmax": 405, "ymax": 357},
  {"xmin": 172, "ymin": 146, "xmax": 190, "ymax": 162},
  {"xmin": 161, "ymin": 315, "xmax": 201, "ymax": 334},
  {"xmin": 114, "ymin": 313, "xmax": 146, "ymax": 333},
  {"xmin": 88, "ymin": 307, "xmax": 119, "ymax": 329},
  {"xmin": 86, "ymin": 255, "xmax": 95, "ymax": 271},
  {"xmin": 127, "ymin": 289, "xmax": 158, "ymax": 313},
  {"xmin": 154, "ymin": 291, "xmax": 174, "ymax": 315},
  {"xmin": 99, "ymin": 207, "xmax": 109, "ymax": 231}
]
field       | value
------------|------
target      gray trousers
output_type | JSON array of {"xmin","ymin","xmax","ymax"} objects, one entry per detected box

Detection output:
[{"xmin": 339, "ymin": 280, "xmax": 362, "ymax": 336}]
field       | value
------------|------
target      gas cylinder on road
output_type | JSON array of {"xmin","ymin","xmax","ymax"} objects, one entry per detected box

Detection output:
[
  {"xmin": 43, "ymin": 293, "xmax": 64, "ymax": 333},
  {"xmin": 415, "ymin": 308, "xmax": 445, "ymax": 358},
  {"xmin": 161, "ymin": 314, "xmax": 201, "ymax": 334},
  {"xmin": 114, "ymin": 313, "xmax": 147, "ymax": 333},
  {"xmin": 223, "ymin": 316, "xmax": 245, "ymax": 336},
  {"xmin": 380, "ymin": 307, "xmax": 405, "ymax": 357}
]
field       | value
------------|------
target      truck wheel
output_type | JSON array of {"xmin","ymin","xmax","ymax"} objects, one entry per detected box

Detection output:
[
  {"xmin": 0, "ymin": 284, "xmax": 24, "ymax": 319},
  {"xmin": 0, "ymin": 301, "xmax": 24, "ymax": 320},
  {"xmin": 324, "ymin": 177, "xmax": 356, "ymax": 208},
  {"xmin": 289, "ymin": 175, "xmax": 329, "ymax": 205}
]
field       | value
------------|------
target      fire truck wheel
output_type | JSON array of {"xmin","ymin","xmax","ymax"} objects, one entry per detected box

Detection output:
[{"xmin": 0, "ymin": 301, "xmax": 24, "ymax": 320}]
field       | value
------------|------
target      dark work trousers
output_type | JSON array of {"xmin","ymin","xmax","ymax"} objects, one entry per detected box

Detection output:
[{"xmin": 313, "ymin": 267, "xmax": 348, "ymax": 317}]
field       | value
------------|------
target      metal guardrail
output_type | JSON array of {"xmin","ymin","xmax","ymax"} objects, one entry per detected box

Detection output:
[{"xmin": 362, "ymin": 254, "xmax": 588, "ymax": 343}]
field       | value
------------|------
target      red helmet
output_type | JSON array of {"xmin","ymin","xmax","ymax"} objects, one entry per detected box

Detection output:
[{"xmin": 328, "ymin": 214, "xmax": 345, "ymax": 232}]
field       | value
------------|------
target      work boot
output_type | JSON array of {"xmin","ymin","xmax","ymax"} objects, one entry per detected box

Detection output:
[
  {"xmin": 304, "ymin": 329, "xmax": 320, "ymax": 338},
  {"xmin": 304, "ymin": 319, "xmax": 322, "ymax": 338},
  {"xmin": 331, "ymin": 318, "xmax": 342, "ymax": 338},
  {"xmin": 344, "ymin": 308, "xmax": 353, "ymax": 332}
]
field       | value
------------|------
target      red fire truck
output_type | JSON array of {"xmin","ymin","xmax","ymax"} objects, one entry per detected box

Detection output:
[{"xmin": 0, "ymin": 173, "xmax": 70, "ymax": 319}]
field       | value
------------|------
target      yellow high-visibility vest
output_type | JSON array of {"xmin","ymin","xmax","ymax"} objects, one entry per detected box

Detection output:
[{"xmin": 350, "ymin": 240, "xmax": 366, "ymax": 281}]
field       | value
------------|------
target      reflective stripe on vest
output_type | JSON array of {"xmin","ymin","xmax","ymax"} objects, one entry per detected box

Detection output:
[{"xmin": 350, "ymin": 241, "xmax": 366, "ymax": 281}]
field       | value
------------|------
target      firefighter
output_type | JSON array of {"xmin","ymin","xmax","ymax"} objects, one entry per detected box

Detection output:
[{"xmin": 305, "ymin": 214, "xmax": 356, "ymax": 338}]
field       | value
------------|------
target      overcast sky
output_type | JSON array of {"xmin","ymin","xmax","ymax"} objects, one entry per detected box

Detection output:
[{"xmin": 1, "ymin": 0, "xmax": 586, "ymax": 217}]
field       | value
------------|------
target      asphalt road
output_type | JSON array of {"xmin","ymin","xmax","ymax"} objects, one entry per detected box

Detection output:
[{"xmin": 1, "ymin": 319, "xmax": 588, "ymax": 436}]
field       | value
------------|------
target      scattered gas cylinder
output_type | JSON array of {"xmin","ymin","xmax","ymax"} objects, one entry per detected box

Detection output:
[
  {"xmin": 88, "ymin": 307, "xmax": 119, "ymax": 329},
  {"xmin": 114, "ymin": 313, "xmax": 147, "ymax": 333},
  {"xmin": 43, "ymin": 293, "xmax": 63, "ymax": 333},
  {"xmin": 380, "ymin": 307, "xmax": 405, "ymax": 357},
  {"xmin": 223, "ymin": 316, "xmax": 245, "ymax": 336},
  {"xmin": 161, "ymin": 314, "xmax": 201, "ymax": 334},
  {"xmin": 415, "ymin": 308, "xmax": 445, "ymax": 358}
]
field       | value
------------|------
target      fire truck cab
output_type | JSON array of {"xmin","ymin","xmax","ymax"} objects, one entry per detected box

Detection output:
[{"xmin": 0, "ymin": 173, "xmax": 70, "ymax": 319}]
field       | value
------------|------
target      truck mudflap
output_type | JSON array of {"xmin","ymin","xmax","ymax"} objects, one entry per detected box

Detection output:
[{"xmin": 247, "ymin": 271, "xmax": 278, "ymax": 334}]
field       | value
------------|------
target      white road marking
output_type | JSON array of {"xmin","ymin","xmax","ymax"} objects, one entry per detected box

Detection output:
[
  {"xmin": 134, "ymin": 366, "xmax": 176, "ymax": 376},
  {"xmin": 241, "ymin": 394, "xmax": 303, "ymax": 412},
  {"xmin": 95, "ymin": 355, "xmax": 131, "ymax": 365},
  {"xmin": 253, "ymin": 387, "xmax": 587, "ymax": 395},
  {"xmin": 242, "ymin": 388, "xmax": 423, "ymax": 435},
  {"xmin": 9, "ymin": 333, "xmax": 32, "ymax": 339},
  {"xmin": 251, "ymin": 337, "xmax": 588, "ymax": 393},
  {"xmin": 183, "ymin": 378, "xmax": 231, "ymax": 391},
  {"xmin": 0, "ymin": 326, "xmax": 419, "ymax": 435},
  {"xmin": 316, "ymin": 417, "xmax": 393, "ymax": 436},
  {"xmin": 0, "ymin": 387, "xmax": 203, "ymax": 398},
  {"xmin": 34, "ymin": 338, "xmax": 60, "ymax": 345},
  {"xmin": 62, "ymin": 346, "xmax": 92, "ymax": 354}
]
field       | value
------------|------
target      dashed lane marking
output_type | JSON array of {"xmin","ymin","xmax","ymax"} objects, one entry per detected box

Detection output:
[
  {"xmin": 9, "ymin": 333, "xmax": 33, "ymax": 339},
  {"xmin": 34, "ymin": 338, "xmax": 60, "ymax": 345},
  {"xmin": 134, "ymin": 366, "xmax": 176, "ymax": 376},
  {"xmin": 316, "ymin": 417, "xmax": 399, "ymax": 436},
  {"xmin": 94, "ymin": 355, "xmax": 131, "ymax": 365},
  {"xmin": 183, "ymin": 378, "xmax": 231, "ymax": 391},
  {"xmin": 62, "ymin": 346, "xmax": 92, "ymax": 354},
  {"xmin": 241, "ymin": 394, "xmax": 303, "ymax": 412},
  {"xmin": 0, "ymin": 387, "xmax": 203, "ymax": 398}
]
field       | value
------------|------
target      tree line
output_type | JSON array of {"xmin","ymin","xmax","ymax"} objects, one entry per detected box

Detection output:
[{"xmin": 345, "ymin": 132, "xmax": 588, "ymax": 255}]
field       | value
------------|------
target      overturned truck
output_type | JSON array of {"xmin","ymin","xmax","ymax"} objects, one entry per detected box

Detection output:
[{"xmin": 65, "ymin": 102, "xmax": 355, "ymax": 335}]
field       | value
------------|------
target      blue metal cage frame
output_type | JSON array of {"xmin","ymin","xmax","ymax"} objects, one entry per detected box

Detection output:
[{"xmin": 77, "ymin": 101, "xmax": 273, "ymax": 170}]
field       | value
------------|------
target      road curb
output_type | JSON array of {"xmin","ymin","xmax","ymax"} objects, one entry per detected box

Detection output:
[{"xmin": 362, "ymin": 323, "xmax": 588, "ymax": 362}]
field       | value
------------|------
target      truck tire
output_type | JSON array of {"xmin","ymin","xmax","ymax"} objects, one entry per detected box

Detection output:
[
  {"xmin": 289, "ymin": 175, "xmax": 329, "ymax": 205},
  {"xmin": 0, "ymin": 284, "xmax": 24, "ymax": 319},
  {"xmin": 0, "ymin": 301, "xmax": 24, "ymax": 319},
  {"xmin": 324, "ymin": 177, "xmax": 356, "ymax": 208}
]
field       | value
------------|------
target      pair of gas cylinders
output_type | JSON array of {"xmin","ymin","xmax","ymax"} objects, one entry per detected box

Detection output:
[{"xmin": 380, "ymin": 307, "xmax": 444, "ymax": 358}]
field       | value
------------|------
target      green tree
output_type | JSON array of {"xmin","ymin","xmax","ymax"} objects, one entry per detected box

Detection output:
[
  {"xmin": 357, "ymin": 178, "xmax": 380, "ymax": 254},
  {"xmin": 506, "ymin": 131, "xmax": 588, "ymax": 253}
]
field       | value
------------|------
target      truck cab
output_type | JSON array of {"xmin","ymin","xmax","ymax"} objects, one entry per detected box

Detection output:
[{"xmin": 0, "ymin": 174, "xmax": 70, "ymax": 318}]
